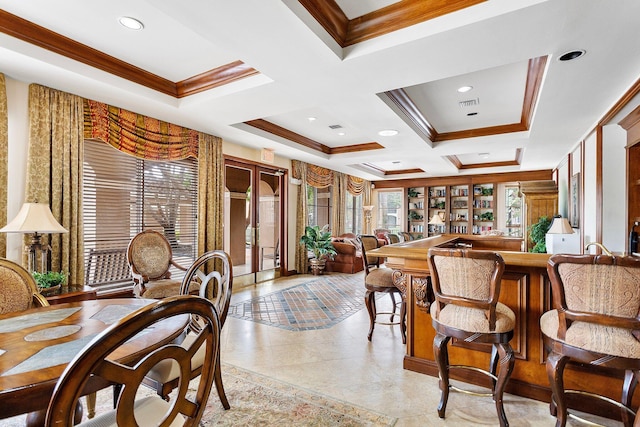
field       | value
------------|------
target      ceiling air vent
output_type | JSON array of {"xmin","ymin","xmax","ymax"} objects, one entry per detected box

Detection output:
[
  {"xmin": 459, "ymin": 98, "xmax": 479, "ymax": 108},
  {"xmin": 328, "ymin": 124, "xmax": 343, "ymax": 129}
]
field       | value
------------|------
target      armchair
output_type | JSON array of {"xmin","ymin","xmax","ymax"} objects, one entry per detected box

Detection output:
[
  {"xmin": 127, "ymin": 230, "xmax": 195, "ymax": 299},
  {"xmin": 325, "ymin": 233, "xmax": 364, "ymax": 274}
]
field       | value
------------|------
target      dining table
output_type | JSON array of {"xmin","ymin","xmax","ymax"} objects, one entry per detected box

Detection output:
[{"xmin": 0, "ymin": 298, "xmax": 189, "ymax": 424}]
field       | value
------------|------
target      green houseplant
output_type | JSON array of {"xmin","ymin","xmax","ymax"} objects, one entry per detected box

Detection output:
[
  {"xmin": 300, "ymin": 225, "xmax": 337, "ymax": 275},
  {"xmin": 528, "ymin": 216, "xmax": 552, "ymax": 253},
  {"xmin": 32, "ymin": 271, "xmax": 67, "ymax": 293}
]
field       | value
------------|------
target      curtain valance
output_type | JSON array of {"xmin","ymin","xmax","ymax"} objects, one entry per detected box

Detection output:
[
  {"xmin": 306, "ymin": 164, "xmax": 334, "ymax": 188},
  {"xmin": 346, "ymin": 175, "xmax": 365, "ymax": 196},
  {"xmin": 83, "ymin": 99, "xmax": 199, "ymax": 160}
]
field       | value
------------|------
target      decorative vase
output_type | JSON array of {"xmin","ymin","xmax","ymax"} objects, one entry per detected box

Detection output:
[{"xmin": 309, "ymin": 258, "xmax": 326, "ymax": 275}]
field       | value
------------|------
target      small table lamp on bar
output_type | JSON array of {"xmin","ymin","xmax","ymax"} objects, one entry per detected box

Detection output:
[{"xmin": 0, "ymin": 202, "xmax": 68, "ymax": 272}]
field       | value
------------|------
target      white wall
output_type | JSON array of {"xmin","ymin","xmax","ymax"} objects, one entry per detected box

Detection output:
[
  {"xmin": 601, "ymin": 123, "xmax": 627, "ymax": 253},
  {"xmin": 5, "ymin": 77, "xmax": 29, "ymax": 261}
]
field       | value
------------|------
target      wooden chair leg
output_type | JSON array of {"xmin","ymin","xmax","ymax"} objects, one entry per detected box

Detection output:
[
  {"xmin": 546, "ymin": 351, "xmax": 569, "ymax": 427},
  {"xmin": 389, "ymin": 292, "xmax": 397, "ymax": 322},
  {"xmin": 365, "ymin": 290, "xmax": 376, "ymax": 341},
  {"xmin": 493, "ymin": 343, "xmax": 515, "ymax": 427},
  {"xmin": 85, "ymin": 392, "xmax": 96, "ymax": 419},
  {"xmin": 215, "ymin": 355, "xmax": 230, "ymax": 410},
  {"xmin": 621, "ymin": 370, "xmax": 638, "ymax": 427},
  {"xmin": 399, "ymin": 299, "xmax": 406, "ymax": 344},
  {"xmin": 489, "ymin": 343, "xmax": 499, "ymax": 391},
  {"xmin": 433, "ymin": 333, "xmax": 451, "ymax": 419}
]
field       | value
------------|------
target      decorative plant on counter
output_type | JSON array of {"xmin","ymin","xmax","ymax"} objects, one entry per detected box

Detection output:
[
  {"xmin": 300, "ymin": 225, "xmax": 337, "ymax": 275},
  {"xmin": 528, "ymin": 216, "xmax": 552, "ymax": 253},
  {"xmin": 32, "ymin": 271, "xmax": 67, "ymax": 291}
]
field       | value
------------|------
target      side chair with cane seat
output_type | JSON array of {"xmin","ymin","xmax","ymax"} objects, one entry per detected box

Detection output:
[
  {"xmin": 45, "ymin": 295, "xmax": 220, "ymax": 426},
  {"xmin": 358, "ymin": 235, "xmax": 406, "ymax": 343},
  {"xmin": 427, "ymin": 247, "xmax": 515, "ymax": 427},
  {"xmin": 541, "ymin": 254, "xmax": 640, "ymax": 427},
  {"xmin": 143, "ymin": 250, "xmax": 233, "ymax": 410},
  {"xmin": 128, "ymin": 229, "xmax": 197, "ymax": 299},
  {"xmin": 0, "ymin": 257, "xmax": 48, "ymax": 314}
]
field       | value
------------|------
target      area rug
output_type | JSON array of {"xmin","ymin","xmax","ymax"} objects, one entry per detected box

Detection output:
[
  {"xmin": 3, "ymin": 363, "xmax": 396, "ymax": 426},
  {"xmin": 228, "ymin": 274, "xmax": 366, "ymax": 331}
]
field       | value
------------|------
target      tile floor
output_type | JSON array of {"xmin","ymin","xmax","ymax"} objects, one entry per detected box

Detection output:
[{"xmin": 222, "ymin": 272, "xmax": 617, "ymax": 426}]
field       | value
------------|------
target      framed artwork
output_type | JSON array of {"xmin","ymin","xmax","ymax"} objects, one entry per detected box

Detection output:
[{"xmin": 570, "ymin": 173, "xmax": 580, "ymax": 228}]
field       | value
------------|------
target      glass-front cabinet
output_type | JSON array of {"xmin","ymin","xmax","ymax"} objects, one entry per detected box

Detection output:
[
  {"xmin": 448, "ymin": 185, "xmax": 469, "ymax": 234},
  {"xmin": 505, "ymin": 185, "xmax": 522, "ymax": 237},
  {"xmin": 472, "ymin": 184, "xmax": 495, "ymax": 234}
]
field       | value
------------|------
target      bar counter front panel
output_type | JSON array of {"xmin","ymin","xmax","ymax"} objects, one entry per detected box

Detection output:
[{"xmin": 370, "ymin": 235, "xmax": 635, "ymax": 421}]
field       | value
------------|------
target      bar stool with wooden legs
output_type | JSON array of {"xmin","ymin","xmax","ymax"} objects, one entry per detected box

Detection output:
[{"xmin": 427, "ymin": 247, "xmax": 515, "ymax": 427}]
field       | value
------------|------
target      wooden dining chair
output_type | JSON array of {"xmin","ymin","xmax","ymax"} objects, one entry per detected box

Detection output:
[
  {"xmin": 127, "ymin": 229, "xmax": 194, "ymax": 298},
  {"xmin": 427, "ymin": 247, "xmax": 514, "ymax": 427},
  {"xmin": 541, "ymin": 254, "xmax": 640, "ymax": 427},
  {"xmin": 358, "ymin": 235, "xmax": 405, "ymax": 343},
  {"xmin": 45, "ymin": 295, "xmax": 220, "ymax": 426},
  {"xmin": 0, "ymin": 257, "xmax": 48, "ymax": 314},
  {"xmin": 143, "ymin": 250, "xmax": 233, "ymax": 409}
]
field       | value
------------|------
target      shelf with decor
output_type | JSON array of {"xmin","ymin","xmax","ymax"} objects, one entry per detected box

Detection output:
[
  {"xmin": 407, "ymin": 187, "xmax": 426, "ymax": 236},
  {"xmin": 472, "ymin": 183, "xmax": 495, "ymax": 235},
  {"xmin": 448, "ymin": 184, "xmax": 470, "ymax": 234},
  {"xmin": 504, "ymin": 185, "xmax": 523, "ymax": 237},
  {"xmin": 427, "ymin": 185, "xmax": 447, "ymax": 236}
]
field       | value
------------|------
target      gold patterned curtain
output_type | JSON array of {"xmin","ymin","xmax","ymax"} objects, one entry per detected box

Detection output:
[
  {"xmin": 331, "ymin": 173, "xmax": 347, "ymax": 236},
  {"xmin": 306, "ymin": 164, "xmax": 333, "ymax": 188},
  {"xmin": 198, "ymin": 133, "xmax": 224, "ymax": 254},
  {"xmin": 0, "ymin": 74, "xmax": 7, "ymax": 257},
  {"xmin": 292, "ymin": 160, "xmax": 308, "ymax": 273},
  {"xmin": 83, "ymin": 99, "xmax": 199, "ymax": 160},
  {"xmin": 27, "ymin": 84, "xmax": 84, "ymax": 283},
  {"xmin": 346, "ymin": 175, "xmax": 365, "ymax": 196}
]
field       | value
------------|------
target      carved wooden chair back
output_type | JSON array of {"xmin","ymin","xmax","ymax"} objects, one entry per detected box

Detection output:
[{"xmin": 0, "ymin": 258, "xmax": 48, "ymax": 314}]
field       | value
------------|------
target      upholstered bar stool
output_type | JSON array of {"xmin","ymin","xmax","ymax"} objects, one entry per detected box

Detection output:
[
  {"xmin": 541, "ymin": 254, "xmax": 640, "ymax": 427},
  {"xmin": 358, "ymin": 235, "xmax": 405, "ymax": 343},
  {"xmin": 427, "ymin": 247, "xmax": 515, "ymax": 427}
]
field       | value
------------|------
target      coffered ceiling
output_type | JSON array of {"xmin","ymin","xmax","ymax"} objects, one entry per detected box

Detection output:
[{"xmin": 0, "ymin": 0, "xmax": 639, "ymax": 180}]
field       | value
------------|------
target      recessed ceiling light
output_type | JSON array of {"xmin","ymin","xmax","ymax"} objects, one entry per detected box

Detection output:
[
  {"xmin": 479, "ymin": 152, "xmax": 490, "ymax": 159},
  {"xmin": 378, "ymin": 129, "xmax": 398, "ymax": 136},
  {"xmin": 338, "ymin": 132, "xmax": 346, "ymax": 136},
  {"xmin": 307, "ymin": 117, "xmax": 317, "ymax": 121},
  {"xmin": 558, "ymin": 50, "xmax": 586, "ymax": 61},
  {"xmin": 457, "ymin": 85, "xmax": 473, "ymax": 93},
  {"xmin": 118, "ymin": 16, "xmax": 144, "ymax": 30}
]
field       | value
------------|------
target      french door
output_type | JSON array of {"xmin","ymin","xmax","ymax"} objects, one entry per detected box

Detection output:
[{"xmin": 224, "ymin": 159, "xmax": 285, "ymax": 285}]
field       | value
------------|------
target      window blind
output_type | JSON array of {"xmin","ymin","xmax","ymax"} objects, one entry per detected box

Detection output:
[{"xmin": 83, "ymin": 139, "xmax": 198, "ymax": 293}]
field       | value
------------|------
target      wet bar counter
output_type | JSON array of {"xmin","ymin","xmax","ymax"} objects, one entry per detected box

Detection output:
[{"xmin": 369, "ymin": 235, "xmax": 633, "ymax": 420}]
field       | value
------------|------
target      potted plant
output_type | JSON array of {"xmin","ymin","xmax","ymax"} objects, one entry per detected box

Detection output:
[
  {"xmin": 528, "ymin": 216, "xmax": 552, "ymax": 253},
  {"xmin": 299, "ymin": 224, "xmax": 337, "ymax": 275},
  {"xmin": 32, "ymin": 270, "xmax": 67, "ymax": 295}
]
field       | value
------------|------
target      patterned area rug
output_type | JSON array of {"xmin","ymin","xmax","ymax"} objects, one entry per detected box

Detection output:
[
  {"xmin": 3, "ymin": 364, "xmax": 396, "ymax": 426},
  {"xmin": 228, "ymin": 274, "xmax": 366, "ymax": 331}
]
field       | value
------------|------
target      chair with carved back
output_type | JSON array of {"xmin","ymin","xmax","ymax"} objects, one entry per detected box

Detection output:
[
  {"xmin": 127, "ymin": 229, "xmax": 195, "ymax": 299},
  {"xmin": 0, "ymin": 258, "xmax": 48, "ymax": 314},
  {"xmin": 541, "ymin": 254, "xmax": 640, "ymax": 427},
  {"xmin": 358, "ymin": 235, "xmax": 406, "ymax": 343},
  {"xmin": 427, "ymin": 247, "xmax": 514, "ymax": 427},
  {"xmin": 143, "ymin": 250, "xmax": 233, "ymax": 409},
  {"xmin": 45, "ymin": 295, "xmax": 220, "ymax": 426},
  {"xmin": 385, "ymin": 232, "xmax": 401, "ymax": 245}
]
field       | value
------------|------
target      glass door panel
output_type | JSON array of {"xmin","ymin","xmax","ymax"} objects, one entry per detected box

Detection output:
[
  {"xmin": 257, "ymin": 170, "xmax": 281, "ymax": 282},
  {"xmin": 224, "ymin": 164, "xmax": 253, "ymax": 278}
]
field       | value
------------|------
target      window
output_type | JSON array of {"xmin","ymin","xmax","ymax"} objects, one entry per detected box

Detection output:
[
  {"xmin": 306, "ymin": 185, "xmax": 331, "ymax": 229},
  {"xmin": 83, "ymin": 140, "xmax": 198, "ymax": 293},
  {"xmin": 345, "ymin": 193, "xmax": 363, "ymax": 235},
  {"xmin": 376, "ymin": 189, "xmax": 403, "ymax": 233}
]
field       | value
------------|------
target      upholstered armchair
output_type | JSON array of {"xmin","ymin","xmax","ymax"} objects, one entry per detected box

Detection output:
[
  {"xmin": 127, "ymin": 230, "xmax": 193, "ymax": 299},
  {"xmin": 0, "ymin": 258, "xmax": 48, "ymax": 314},
  {"xmin": 325, "ymin": 233, "xmax": 364, "ymax": 274}
]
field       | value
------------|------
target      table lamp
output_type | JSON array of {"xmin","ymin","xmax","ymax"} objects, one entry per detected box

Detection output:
[
  {"xmin": 0, "ymin": 202, "xmax": 68, "ymax": 272},
  {"xmin": 428, "ymin": 213, "xmax": 445, "ymax": 225},
  {"xmin": 545, "ymin": 215, "xmax": 578, "ymax": 254}
]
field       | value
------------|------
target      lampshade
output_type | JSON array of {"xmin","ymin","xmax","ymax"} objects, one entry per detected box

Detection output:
[
  {"xmin": 428, "ymin": 213, "xmax": 445, "ymax": 225},
  {"xmin": 546, "ymin": 217, "xmax": 573, "ymax": 234},
  {"xmin": 0, "ymin": 203, "xmax": 67, "ymax": 234}
]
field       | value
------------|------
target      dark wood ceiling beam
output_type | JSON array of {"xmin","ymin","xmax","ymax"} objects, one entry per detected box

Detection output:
[
  {"xmin": 446, "ymin": 148, "xmax": 523, "ymax": 170},
  {"xmin": 0, "ymin": 9, "xmax": 258, "ymax": 98},
  {"xmin": 245, "ymin": 119, "xmax": 385, "ymax": 155},
  {"xmin": 297, "ymin": 0, "xmax": 348, "ymax": 46}
]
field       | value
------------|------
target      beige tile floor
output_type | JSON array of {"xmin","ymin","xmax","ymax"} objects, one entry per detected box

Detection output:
[{"xmin": 222, "ymin": 272, "xmax": 619, "ymax": 427}]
